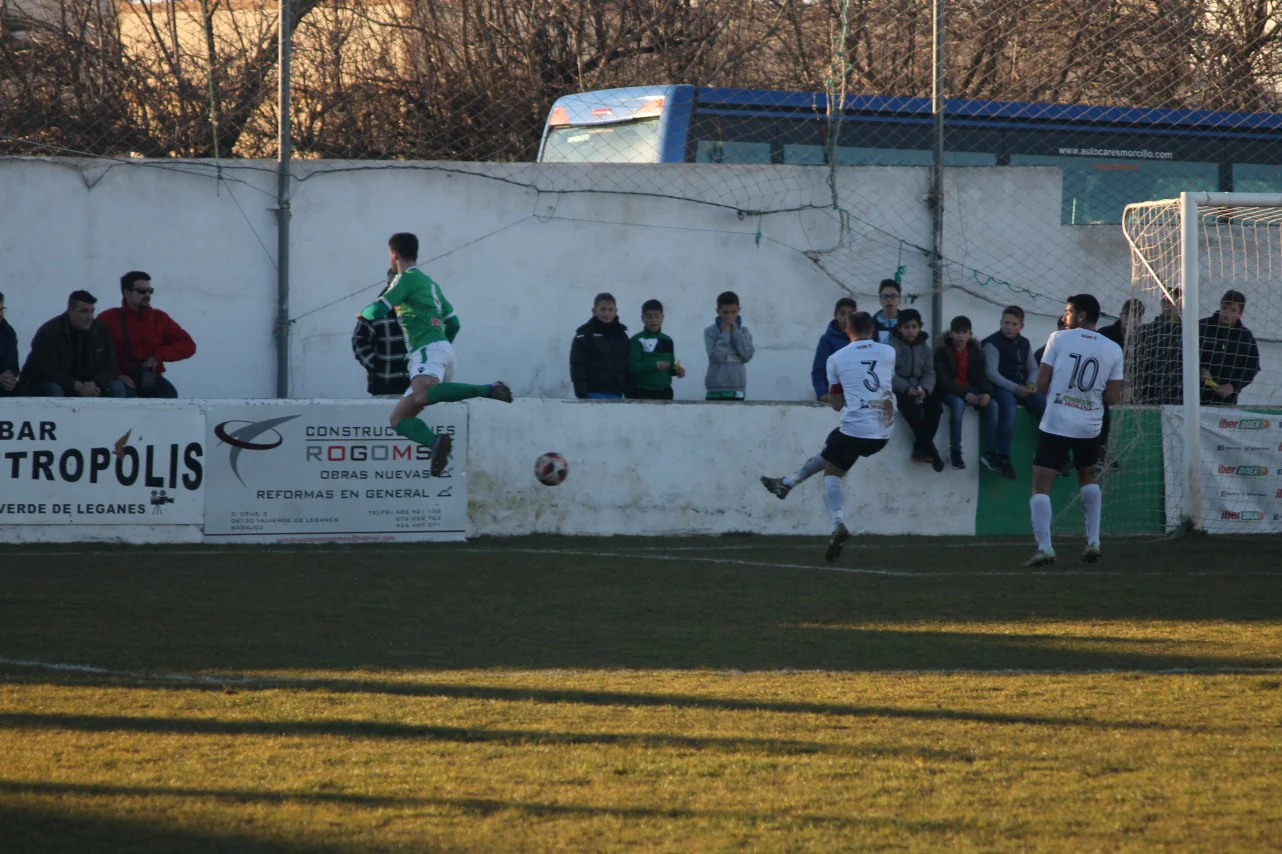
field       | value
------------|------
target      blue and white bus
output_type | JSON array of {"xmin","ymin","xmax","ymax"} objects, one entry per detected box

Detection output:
[{"xmin": 537, "ymin": 84, "xmax": 1282, "ymax": 225}]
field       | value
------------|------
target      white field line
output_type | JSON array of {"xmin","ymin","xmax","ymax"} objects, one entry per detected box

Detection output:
[
  {"xmin": 1, "ymin": 657, "xmax": 1278, "ymax": 684},
  {"xmin": 473, "ymin": 548, "xmax": 1282, "ymax": 578}
]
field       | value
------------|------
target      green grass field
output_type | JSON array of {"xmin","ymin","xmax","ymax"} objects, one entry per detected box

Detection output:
[{"xmin": 2, "ymin": 535, "xmax": 1280, "ymax": 852}]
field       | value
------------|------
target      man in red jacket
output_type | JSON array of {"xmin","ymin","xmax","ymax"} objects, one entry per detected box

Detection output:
[{"xmin": 97, "ymin": 271, "xmax": 197, "ymax": 398}]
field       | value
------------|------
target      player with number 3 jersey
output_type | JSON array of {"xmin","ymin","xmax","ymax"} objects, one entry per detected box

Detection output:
[
  {"xmin": 1026, "ymin": 294, "xmax": 1124, "ymax": 567},
  {"xmin": 810, "ymin": 312, "xmax": 897, "ymax": 562}
]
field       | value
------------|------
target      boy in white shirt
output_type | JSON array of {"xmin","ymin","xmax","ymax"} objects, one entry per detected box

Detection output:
[{"xmin": 1026, "ymin": 294, "xmax": 1124, "ymax": 567}]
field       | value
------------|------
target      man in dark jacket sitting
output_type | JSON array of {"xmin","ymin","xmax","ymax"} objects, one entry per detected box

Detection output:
[
  {"xmin": 1199, "ymin": 289, "xmax": 1261, "ymax": 406},
  {"xmin": 934, "ymin": 315, "xmax": 997, "ymax": 470},
  {"xmin": 811, "ymin": 297, "xmax": 856, "ymax": 400},
  {"xmin": 0, "ymin": 291, "xmax": 19, "ymax": 397},
  {"xmin": 20, "ymin": 290, "xmax": 127, "ymax": 397},
  {"xmin": 570, "ymin": 293, "xmax": 630, "ymax": 399}
]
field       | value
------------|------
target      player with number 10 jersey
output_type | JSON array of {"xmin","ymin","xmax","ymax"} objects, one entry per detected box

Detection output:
[{"xmin": 1039, "ymin": 328, "xmax": 1124, "ymax": 439}]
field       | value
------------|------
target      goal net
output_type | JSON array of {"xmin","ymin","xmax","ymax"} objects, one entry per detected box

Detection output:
[{"xmin": 1122, "ymin": 193, "xmax": 1282, "ymax": 533}]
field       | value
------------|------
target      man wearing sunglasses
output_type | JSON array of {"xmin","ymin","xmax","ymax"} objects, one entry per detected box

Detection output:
[{"xmin": 98, "ymin": 271, "xmax": 197, "ymax": 398}]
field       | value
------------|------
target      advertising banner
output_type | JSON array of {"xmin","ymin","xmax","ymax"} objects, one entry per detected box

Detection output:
[
  {"xmin": 0, "ymin": 403, "xmax": 205, "ymax": 525},
  {"xmin": 204, "ymin": 402, "xmax": 466, "ymax": 543},
  {"xmin": 1201, "ymin": 409, "xmax": 1282, "ymax": 533}
]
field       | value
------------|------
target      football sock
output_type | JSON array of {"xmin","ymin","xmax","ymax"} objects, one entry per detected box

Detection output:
[
  {"xmin": 824, "ymin": 475, "xmax": 844, "ymax": 529},
  {"xmin": 785, "ymin": 455, "xmax": 826, "ymax": 488},
  {"xmin": 1030, "ymin": 493, "xmax": 1053, "ymax": 553},
  {"xmin": 393, "ymin": 416, "xmax": 436, "ymax": 448},
  {"xmin": 426, "ymin": 382, "xmax": 490, "ymax": 404},
  {"xmin": 1081, "ymin": 483, "xmax": 1102, "ymax": 544}
]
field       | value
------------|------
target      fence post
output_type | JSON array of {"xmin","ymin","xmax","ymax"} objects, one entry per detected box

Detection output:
[{"xmin": 275, "ymin": 0, "xmax": 293, "ymax": 399}]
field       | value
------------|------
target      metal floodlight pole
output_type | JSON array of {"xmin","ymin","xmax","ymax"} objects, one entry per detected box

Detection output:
[
  {"xmin": 1178, "ymin": 192, "xmax": 1203, "ymax": 530},
  {"xmin": 275, "ymin": 0, "xmax": 293, "ymax": 399},
  {"xmin": 929, "ymin": 0, "xmax": 946, "ymax": 342}
]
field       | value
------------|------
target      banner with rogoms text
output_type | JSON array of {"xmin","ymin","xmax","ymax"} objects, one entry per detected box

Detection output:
[
  {"xmin": 0, "ymin": 402, "xmax": 205, "ymax": 525},
  {"xmin": 1202, "ymin": 409, "xmax": 1282, "ymax": 533},
  {"xmin": 203, "ymin": 402, "xmax": 466, "ymax": 543}
]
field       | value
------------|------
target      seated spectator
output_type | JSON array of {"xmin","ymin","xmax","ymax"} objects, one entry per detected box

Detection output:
[
  {"xmin": 97, "ymin": 271, "xmax": 196, "ymax": 398},
  {"xmin": 1034, "ymin": 317, "xmax": 1066, "ymax": 364},
  {"xmin": 571, "ymin": 293, "xmax": 630, "ymax": 399},
  {"xmin": 1133, "ymin": 287, "xmax": 1183, "ymax": 405},
  {"xmin": 0, "ymin": 291, "xmax": 18, "ymax": 397},
  {"xmin": 628, "ymin": 299, "xmax": 685, "ymax": 400},
  {"xmin": 19, "ymin": 290, "xmax": 126, "ymax": 397},
  {"xmin": 352, "ymin": 268, "xmax": 411, "ymax": 398},
  {"xmin": 982, "ymin": 305, "xmax": 1046, "ymax": 479},
  {"xmin": 704, "ymin": 290, "xmax": 754, "ymax": 400},
  {"xmin": 933, "ymin": 315, "xmax": 997, "ymax": 470},
  {"xmin": 890, "ymin": 308, "xmax": 944, "ymax": 472},
  {"xmin": 1099, "ymin": 298, "xmax": 1144, "ymax": 351},
  {"xmin": 811, "ymin": 297, "xmax": 857, "ymax": 400},
  {"xmin": 1199, "ymin": 289, "xmax": 1260, "ymax": 406},
  {"xmin": 873, "ymin": 279, "xmax": 901, "ymax": 343}
]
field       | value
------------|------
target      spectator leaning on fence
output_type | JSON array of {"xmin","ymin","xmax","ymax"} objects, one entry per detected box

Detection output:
[
  {"xmin": 0, "ymin": 291, "xmax": 19, "ymax": 397},
  {"xmin": 981, "ymin": 305, "xmax": 1046, "ymax": 480},
  {"xmin": 704, "ymin": 290, "xmax": 754, "ymax": 401},
  {"xmin": 571, "ymin": 292, "xmax": 630, "ymax": 400},
  {"xmin": 628, "ymin": 299, "xmax": 685, "ymax": 400},
  {"xmin": 933, "ymin": 315, "xmax": 997, "ymax": 471},
  {"xmin": 352, "ymin": 268, "xmax": 411, "ymax": 397},
  {"xmin": 20, "ymin": 290, "xmax": 126, "ymax": 398},
  {"xmin": 97, "ymin": 271, "xmax": 196, "ymax": 398},
  {"xmin": 1133, "ymin": 287, "xmax": 1183, "ymax": 405},
  {"xmin": 811, "ymin": 297, "xmax": 857, "ymax": 400},
  {"xmin": 890, "ymin": 308, "xmax": 944, "ymax": 472},
  {"xmin": 1198, "ymin": 289, "xmax": 1261, "ymax": 406},
  {"xmin": 873, "ymin": 279, "xmax": 901, "ymax": 343}
]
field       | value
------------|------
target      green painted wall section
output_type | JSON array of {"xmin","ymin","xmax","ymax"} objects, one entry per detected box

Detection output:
[{"xmin": 975, "ymin": 407, "xmax": 1166, "ymax": 537}]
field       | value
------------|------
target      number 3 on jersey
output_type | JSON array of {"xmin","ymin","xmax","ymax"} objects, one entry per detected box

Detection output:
[{"xmin": 860, "ymin": 360, "xmax": 881, "ymax": 392}]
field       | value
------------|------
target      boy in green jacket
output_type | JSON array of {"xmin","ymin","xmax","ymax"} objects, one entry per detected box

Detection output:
[{"xmin": 628, "ymin": 299, "xmax": 685, "ymax": 399}]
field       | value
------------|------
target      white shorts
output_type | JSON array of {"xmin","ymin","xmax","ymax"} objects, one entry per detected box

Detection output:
[{"xmin": 404, "ymin": 341, "xmax": 456, "ymax": 391}]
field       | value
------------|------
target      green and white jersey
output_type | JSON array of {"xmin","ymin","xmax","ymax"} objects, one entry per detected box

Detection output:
[{"xmin": 378, "ymin": 267, "xmax": 455, "ymax": 351}]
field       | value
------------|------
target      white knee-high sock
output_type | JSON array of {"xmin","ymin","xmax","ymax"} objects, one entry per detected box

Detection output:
[
  {"xmin": 1030, "ymin": 493, "xmax": 1053, "ymax": 552},
  {"xmin": 784, "ymin": 454, "xmax": 826, "ymax": 488},
  {"xmin": 1081, "ymin": 483, "xmax": 1102, "ymax": 545},
  {"xmin": 824, "ymin": 475, "xmax": 845, "ymax": 529}
]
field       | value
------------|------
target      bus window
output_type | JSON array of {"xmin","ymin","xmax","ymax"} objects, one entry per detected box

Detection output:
[
  {"xmin": 783, "ymin": 145, "xmax": 995, "ymax": 166},
  {"xmin": 1011, "ymin": 154, "xmax": 1217, "ymax": 224},
  {"xmin": 695, "ymin": 140, "xmax": 771, "ymax": 164},
  {"xmin": 1233, "ymin": 163, "xmax": 1282, "ymax": 194},
  {"xmin": 541, "ymin": 119, "xmax": 661, "ymax": 163}
]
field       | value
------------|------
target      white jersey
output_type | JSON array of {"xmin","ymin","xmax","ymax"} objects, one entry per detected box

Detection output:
[
  {"xmin": 1039, "ymin": 328, "xmax": 1124, "ymax": 439},
  {"xmin": 827, "ymin": 339, "xmax": 898, "ymax": 440}
]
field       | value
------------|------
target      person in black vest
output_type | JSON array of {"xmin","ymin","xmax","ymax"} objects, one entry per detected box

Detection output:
[
  {"xmin": 570, "ymin": 292, "xmax": 630, "ymax": 399},
  {"xmin": 981, "ymin": 305, "xmax": 1045, "ymax": 480},
  {"xmin": 1198, "ymin": 289, "xmax": 1261, "ymax": 406},
  {"xmin": 19, "ymin": 290, "xmax": 127, "ymax": 397},
  {"xmin": 0, "ymin": 291, "xmax": 19, "ymax": 397}
]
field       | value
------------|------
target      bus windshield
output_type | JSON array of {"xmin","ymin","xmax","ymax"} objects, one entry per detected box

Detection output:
[{"xmin": 541, "ymin": 118, "xmax": 661, "ymax": 164}]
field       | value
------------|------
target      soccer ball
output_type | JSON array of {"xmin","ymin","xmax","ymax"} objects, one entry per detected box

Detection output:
[{"xmin": 534, "ymin": 452, "xmax": 568, "ymax": 486}]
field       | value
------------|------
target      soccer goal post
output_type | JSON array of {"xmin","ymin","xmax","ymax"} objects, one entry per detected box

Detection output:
[{"xmin": 1122, "ymin": 192, "xmax": 1282, "ymax": 533}]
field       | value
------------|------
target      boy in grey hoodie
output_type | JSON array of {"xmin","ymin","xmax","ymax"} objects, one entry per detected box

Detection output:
[
  {"xmin": 890, "ymin": 309, "xmax": 944, "ymax": 471},
  {"xmin": 704, "ymin": 291, "xmax": 754, "ymax": 400}
]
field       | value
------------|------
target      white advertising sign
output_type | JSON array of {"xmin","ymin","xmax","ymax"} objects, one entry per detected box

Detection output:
[
  {"xmin": 1201, "ymin": 409, "xmax": 1282, "ymax": 533},
  {"xmin": 204, "ymin": 402, "xmax": 466, "ymax": 543},
  {"xmin": 0, "ymin": 403, "xmax": 205, "ymax": 525}
]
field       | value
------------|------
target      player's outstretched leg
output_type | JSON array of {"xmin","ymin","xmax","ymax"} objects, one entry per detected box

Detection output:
[
  {"xmin": 426, "ymin": 382, "xmax": 511, "ymax": 404},
  {"xmin": 761, "ymin": 453, "xmax": 825, "ymax": 500},
  {"xmin": 390, "ymin": 381, "xmax": 453, "ymax": 476}
]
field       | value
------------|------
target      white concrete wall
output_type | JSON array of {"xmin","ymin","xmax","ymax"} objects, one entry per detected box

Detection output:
[
  {"xmin": 466, "ymin": 398, "xmax": 980, "ymax": 537},
  {"xmin": 1, "ymin": 157, "xmax": 1138, "ymax": 404}
]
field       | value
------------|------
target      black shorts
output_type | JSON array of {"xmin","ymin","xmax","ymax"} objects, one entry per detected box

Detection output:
[
  {"xmin": 628, "ymin": 386, "xmax": 674, "ymax": 400},
  {"xmin": 1033, "ymin": 430, "xmax": 1102, "ymax": 472},
  {"xmin": 820, "ymin": 429, "xmax": 888, "ymax": 472}
]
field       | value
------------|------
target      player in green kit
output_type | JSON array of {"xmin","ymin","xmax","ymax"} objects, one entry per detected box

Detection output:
[{"xmin": 359, "ymin": 232, "xmax": 513, "ymax": 476}]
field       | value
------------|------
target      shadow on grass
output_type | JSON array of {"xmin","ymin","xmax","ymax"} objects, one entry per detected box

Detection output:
[
  {"xmin": 0, "ymin": 711, "xmax": 970, "ymax": 760},
  {"xmin": 0, "ymin": 536, "xmax": 1279, "ymax": 675},
  {"xmin": 0, "ymin": 779, "xmax": 967, "ymax": 833}
]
